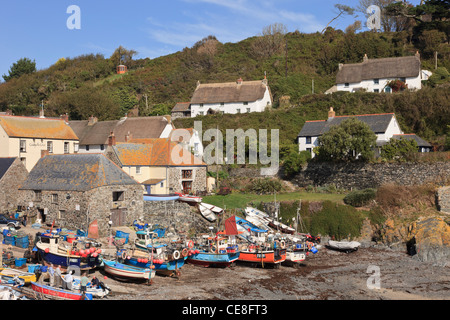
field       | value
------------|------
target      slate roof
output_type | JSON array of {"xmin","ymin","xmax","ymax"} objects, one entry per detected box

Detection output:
[
  {"xmin": 336, "ymin": 55, "xmax": 421, "ymax": 84},
  {"xmin": 69, "ymin": 116, "xmax": 173, "ymax": 146},
  {"xmin": 113, "ymin": 138, "xmax": 206, "ymax": 167},
  {"xmin": 20, "ymin": 154, "xmax": 138, "ymax": 191},
  {"xmin": 392, "ymin": 134, "xmax": 432, "ymax": 147},
  {"xmin": 0, "ymin": 158, "xmax": 16, "ymax": 181},
  {"xmin": 298, "ymin": 113, "xmax": 396, "ymax": 137},
  {"xmin": 0, "ymin": 116, "xmax": 78, "ymax": 140},
  {"xmin": 171, "ymin": 102, "xmax": 191, "ymax": 112},
  {"xmin": 190, "ymin": 79, "xmax": 269, "ymax": 104}
]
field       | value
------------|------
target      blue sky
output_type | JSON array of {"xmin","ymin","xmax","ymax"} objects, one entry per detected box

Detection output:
[{"xmin": 0, "ymin": 0, "xmax": 421, "ymax": 80}]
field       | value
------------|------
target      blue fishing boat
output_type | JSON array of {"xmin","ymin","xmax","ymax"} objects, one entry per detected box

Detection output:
[
  {"xmin": 34, "ymin": 232, "xmax": 102, "ymax": 271},
  {"xmin": 103, "ymin": 259, "xmax": 155, "ymax": 284},
  {"xmin": 187, "ymin": 234, "xmax": 240, "ymax": 267},
  {"xmin": 144, "ymin": 193, "xmax": 180, "ymax": 201}
]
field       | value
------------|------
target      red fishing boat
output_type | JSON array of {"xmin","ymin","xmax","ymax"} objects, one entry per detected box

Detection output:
[
  {"xmin": 31, "ymin": 282, "xmax": 92, "ymax": 300},
  {"xmin": 238, "ymin": 245, "xmax": 286, "ymax": 268}
]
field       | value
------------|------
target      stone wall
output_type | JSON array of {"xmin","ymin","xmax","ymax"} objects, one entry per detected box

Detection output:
[
  {"xmin": 168, "ymin": 166, "xmax": 207, "ymax": 194},
  {"xmin": 291, "ymin": 162, "xmax": 450, "ymax": 190},
  {"xmin": 436, "ymin": 186, "xmax": 450, "ymax": 215},
  {"xmin": 142, "ymin": 200, "xmax": 213, "ymax": 235},
  {"xmin": 0, "ymin": 158, "xmax": 28, "ymax": 212}
]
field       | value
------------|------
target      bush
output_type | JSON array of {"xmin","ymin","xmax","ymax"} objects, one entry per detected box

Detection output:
[
  {"xmin": 247, "ymin": 178, "xmax": 283, "ymax": 194},
  {"xmin": 344, "ymin": 188, "xmax": 377, "ymax": 207}
]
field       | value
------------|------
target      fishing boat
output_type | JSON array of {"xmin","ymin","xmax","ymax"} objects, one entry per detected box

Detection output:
[
  {"xmin": 61, "ymin": 274, "xmax": 111, "ymax": 298},
  {"xmin": 0, "ymin": 267, "xmax": 37, "ymax": 285},
  {"xmin": 31, "ymin": 281, "xmax": 92, "ymax": 300},
  {"xmin": 103, "ymin": 259, "xmax": 155, "ymax": 284},
  {"xmin": 187, "ymin": 234, "xmax": 240, "ymax": 268},
  {"xmin": 327, "ymin": 240, "xmax": 361, "ymax": 253},
  {"xmin": 175, "ymin": 192, "xmax": 202, "ymax": 203},
  {"xmin": 234, "ymin": 216, "xmax": 269, "ymax": 243},
  {"xmin": 245, "ymin": 207, "xmax": 270, "ymax": 219},
  {"xmin": 0, "ymin": 285, "xmax": 34, "ymax": 300},
  {"xmin": 266, "ymin": 219, "xmax": 295, "ymax": 235},
  {"xmin": 34, "ymin": 232, "xmax": 102, "ymax": 271},
  {"xmin": 198, "ymin": 203, "xmax": 222, "ymax": 222},
  {"xmin": 144, "ymin": 193, "xmax": 180, "ymax": 201},
  {"xmin": 238, "ymin": 245, "xmax": 286, "ymax": 268}
]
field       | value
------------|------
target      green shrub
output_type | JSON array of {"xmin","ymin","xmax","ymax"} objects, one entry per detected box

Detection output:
[
  {"xmin": 247, "ymin": 178, "xmax": 283, "ymax": 194},
  {"xmin": 343, "ymin": 188, "xmax": 377, "ymax": 207}
]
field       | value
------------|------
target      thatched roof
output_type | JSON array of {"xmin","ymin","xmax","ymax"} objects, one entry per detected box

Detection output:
[
  {"xmin": 336, "ymin": 54, "xmax": 421, "ymax": 84},
  {"xmin": 190, "ymin": 79, "xmax": 269, "ymax": 104},
  {"xmin": 172, "ymin": 102, "xmax": 191, "ymax": 112}
]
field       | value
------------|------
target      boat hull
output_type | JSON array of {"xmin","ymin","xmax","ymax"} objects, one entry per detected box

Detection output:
[
  {"xmin": 126, "ymin": 256, "xmax": 187, "ymax": 271},
  {"xmin": 36, "ymin": 245, "xmax": 100, "ymax": 270},
  {"xmin": 31, "ymin": 282, "xmax": 92, "ymax": 300},
  {"xmin": 103, "ymin": 260, "xmax": 154, "ymax": 281},
  {"xmin": 187, "ymin": 251, "xmax": 240, "ymax": 267},
  {"xmin": 144, "ymin": 194, "xmax": 180, "ymax": 201},
  {"xmin": 238, "ymin": 249, "xmax": 286, "ymax": 266},
  {"xmin": 0, "ymin": 267, "xmax": 37, "ymax": 284}
]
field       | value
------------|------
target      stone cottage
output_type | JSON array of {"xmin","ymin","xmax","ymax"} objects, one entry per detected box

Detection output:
[
  {"xmin": 0, "ymin": 157, "xmax": 28, "ymax": 212},
  {"xmin": 18, "ymin": 153, "xmax": 144, "ymax": 237}
]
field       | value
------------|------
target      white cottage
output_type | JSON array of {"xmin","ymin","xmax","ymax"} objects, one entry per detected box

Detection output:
[
  {"xmin": 330, "ymin": 52, "xmax": 431, "ymax": 93},
  {"xmin": 190, "ymin": 78, "xmax": 272, "ymax": 117}
]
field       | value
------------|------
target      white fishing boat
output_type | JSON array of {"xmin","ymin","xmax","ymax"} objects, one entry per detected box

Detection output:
[
  {"xmin": 245, "ymin": 207, "xmax": 270, "ymax": 218},
  {"xmin": 103, "ymin": 259, "xmax": 155, "ymax": 283},
  {"xmin": 175, "ymin": 193, "xmax": 202, "ymax": 203},
  {"xmin": 327, "ymin": 240, "xmax": 361, "ymax": 252},
  {"xmin": 198, "ymin": 203, "xmax": 222, "ymax": 222}
]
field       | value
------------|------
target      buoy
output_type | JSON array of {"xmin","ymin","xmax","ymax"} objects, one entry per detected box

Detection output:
[
  {"xmin": 92, "ymin": 253, "xmax": 98, "ymax": 258},
  {"xmin": 44, "ymin": 248, "xmax": 49, "ymax": 253},
  {"xmin": 143, "ymin": 259, "xmax": 148, "ymax": 264},
  {"xmin": 80, "ymin": 249, "xmax": 85, "ymax": 255}
]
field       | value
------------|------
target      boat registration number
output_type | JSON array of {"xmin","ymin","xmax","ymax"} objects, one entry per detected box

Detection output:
[
  {"xmin": 69, "ymin": 258, "xmax": 78, "ymax": 263},
  {"xmin": 256, "ymin": 254, "xmax": 266, "ymax": 258}
]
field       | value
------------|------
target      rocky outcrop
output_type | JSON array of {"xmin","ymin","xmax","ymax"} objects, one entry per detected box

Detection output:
[
  {"xmin": 436, "ymin": 186, "xmax": 450, "ymax": 214},
  {"xmin": 408, "ymin": 216, "xmax": 450, "ymax": 266}
]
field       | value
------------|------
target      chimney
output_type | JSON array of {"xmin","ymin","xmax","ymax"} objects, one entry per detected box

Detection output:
[
  {"xmin": 60, "ymin": 113, "xmax": 69, "ymax": 123},
  {"xmin": 41, "ymin": 150, "xmax": 49, "ymax": 158},
  {"xmin": 363, "ymin": 54, "xmax": 368, "ymax": 62},
  {"xmin": 88, "ymin": 115, "xmax": 98, "ymax": 125},
  {"xmin": 338, "ymin": 63, "xmax": 343, "ymax": 71},
  {"xmin": 328, "ymin": 107, "xmax": 335, "ymax": 120},
  {"xmin": 125, "ymin": 131, "xmax": 133, "ymax": 142},
  {"xmin": 108, "ymin": 132, "xmax": 116, "ymax": 146},
  {"xmin": 196, "ymin": 80, "xmax": 201, "ymax": 88},
  {"xmin": 237, "ymin": 78, "xmax": 243, "ymax": 85},
  {"xmin": 39, "ymin": 106, "xmax": 45, "ymax": 118},
  {"xmin": 415, "ymin": 51, "xmax": 420, "ymax": 60}
]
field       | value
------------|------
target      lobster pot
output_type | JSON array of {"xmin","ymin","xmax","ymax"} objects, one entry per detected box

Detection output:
[{"xmin": 15, "ymin": 235, "xmax": 29, "ymax": 248}]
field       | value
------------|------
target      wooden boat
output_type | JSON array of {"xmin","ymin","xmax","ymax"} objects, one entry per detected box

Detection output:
[
  {"xmin": 245, "ymin": 207, "xmax": 270, "ymax": 219},
  {"xmin": 267, "ymin": 219, "xmax": 295, "ymax": 235},
  {"xmin": 31, "ymin": 281, "xmax": 92, "ymax": 300},
  {"xmin": 61, "ymin": 275, "xmax": 111, "ymax": 298},
  {"xmin": 0, "ymin": 267, "xmax": 37, "ymax": 284},
  {"xmin": 198, "ymin": 203, "xmax": 220, "ymax": 222},
  {"xmin": 34, "ymin": 232, "xmax": 102, "ymax": 271},
  {"xmin": 238, "ymin": 246, "xmax": 286, "ymax": 268},
  {"xmin": 327, "ymin": 240, "xmax": 360, "ymax": 253},
  {"xmin": 144, "ymin": 193, "xmax": 180, "ymax": 201},
  {"xmin": 234, "ymin": 216, "xmax": 268, "ymax": 243},
  {"xmin": 187, "ymin": 234, "xmax": 240, "ymax": 267},
  {"xmin": 200, "ymin": 203, "xmax": 224, "ymax": 213},
  {"xmin": 103, "ymin": 259, "xmax": 155, "ymax": 283},
  {"xmin": 175, "ymin": 192, "xmax": 202, "ymax": 203},
  {"xmin": 0, "ymin": 285, "xmax": 34, "ymax": 300}
]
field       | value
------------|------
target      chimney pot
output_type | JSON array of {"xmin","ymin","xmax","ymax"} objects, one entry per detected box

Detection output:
[
  {"xmin": 328, "ymin": 107, "xmax": 335, "ymax": 120},
  {"xmin": 108, "ymin": 132, "xmax": 116, "ymax": 146}
]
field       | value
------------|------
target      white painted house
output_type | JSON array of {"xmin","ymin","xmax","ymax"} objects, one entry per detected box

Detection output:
[
  {"xmin": 190, "ymin": 78, "xmax": 272, "ymax": 117},
  {"xmin": 297, "ymin": 108, "xmax": 432, "ymax": 158},
  {"xmin": 329, "ymin": 52, "xmax": 431, "ymax": 94}
]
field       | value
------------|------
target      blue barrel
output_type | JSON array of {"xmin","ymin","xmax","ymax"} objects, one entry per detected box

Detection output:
[{"xmin": 310, "ymin": 246, "xmax": 318, "ymax": 254}]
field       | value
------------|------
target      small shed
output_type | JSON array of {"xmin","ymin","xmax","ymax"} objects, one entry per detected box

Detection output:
[{"xmin": 117, "ymin": 65, "xmax": 127, "ymax": 74}]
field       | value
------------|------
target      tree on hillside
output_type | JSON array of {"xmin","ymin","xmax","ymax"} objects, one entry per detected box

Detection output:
[
  {"xmin": 110, "ymin": 46, "xmax": 137, "ymax": 67},
  {"xmin": 251, "ymin": 23, "xmax": 287, "ymax": 58},
  {"xmin": 2, "ymin": 58, "xmax": 36, "ymax": 82},
  {"xmin": 322, "ymin": 4, "xmax": 356, "ymax": 33},
  {"xmin": 314, "ymin": 118, "xmax": 377, "ymax": 162}
]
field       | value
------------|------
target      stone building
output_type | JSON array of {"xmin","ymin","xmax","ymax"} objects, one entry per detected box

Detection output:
[
  {"xmin": 106, "ymin": 137, "xmax": 207, "ymax": 195},
  {"xmin": 0, "ymin": 157, "xmax": 28, "ymax": 212},
  {"xmin": 18, "ymin": 153, "xmax": 143, "ymax": 237}
]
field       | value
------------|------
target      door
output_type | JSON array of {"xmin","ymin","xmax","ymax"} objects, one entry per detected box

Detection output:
[
  {"xmin": 110, "ymin": 208, "xmax": 127, "ymax": 227},
  {"xmin": 182, "ymin": 181, "xmax": 192, "ymax": 194}
]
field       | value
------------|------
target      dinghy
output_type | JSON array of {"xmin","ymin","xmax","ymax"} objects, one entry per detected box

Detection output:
[
  {"xmin": 102, "ymin": 259, "xmax": 155, "ymax": 283},
  {"xmin": 175, "ymin": 193, "xmax": 202, "ymax": 203},
  {"xmin": 327, "ymin": 240, "xmax": 361, "ymax": 253},
  {"xmin": 198, "ymin": 203, "xmax": 223, "ymax": 222}
]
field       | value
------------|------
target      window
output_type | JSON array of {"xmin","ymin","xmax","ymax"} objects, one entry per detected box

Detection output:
[
  {"xmin": 374, "ymin": 79, "xmax": 379, "ymax": 84},
  {"xmin": 220, "ymin": 102, "xmax": 224, "ymax": 106},
  {"xmin": 136, "ymin": 166, "xmax": 141, "ymax": 174},
  {"xmin": 243, "ymin": 102, "xmax": 248, "ymax": 105},
  {"xmin": 86, "ymin": 145, "xmax": 90, "ymax": 151},
  {"xmin": 160, "ymin": 182, "xmax": 164, "ymax": 188},
  {"xmin": 182, "ymin": 170, "xmax": 193, "ymax": 179},
  {"xmin": 199, "ymin": 111, "xmax": 204, "ymax": 116},
  {"xmin": 385, "ymin": 87, "xmax": 392, "ymax": 93},
  {"xmin": 400, "ymin": 77, "xmax": 406, "ymax": 83},
  {"xmin": 20, "ymin": 157, "xmax": 26, "ymax": 167},
  {"xmin": 374, "ymin": 89, "xmax": 379, "ymax": 93},
  {"xmin": 58, "ymin": 210, "xmax": 65, "ymax": 219},
  {"xmin": 20, "ymin": 140, "xmax": 26, "ymax": 153},
  {"xmin": 199, "ymin": 103, "xmax": 204, "ymax": 108},
  {"xmin": 306, "ymin": 136, "xmax": 312, "ymax": 144},
  {"xmin": 52, "ymin": 194, "xmax": 58, "ymax": 203},
  {"xmin": 306, "ymin": 148, "xmax": 312, "ymax": 154},
  {"xmin": 246, "ymin": 108, "xmax": 251, "ymax": 113},
  {"xmin": 345, "ymin": 83, "xmax": 349, "ymax": 87},
  {"xmin": 74, "ymin": 143, "xmax": 79, "ymax": 153},
  {"xmin": 64, "ymin": 142, "xmax": 69, "ymax": 154},
  {"xmin": 237, "ymin": 109, "xmax": 241, "ymax": 113},
  {"xmin": 100, "ymin": 144, "xmax": 105, "ymax": 151},
  {"xmin": 34, "ymin": 190, "xmax": 42, "ymax": 202},
  {"xmin": 112, "ymin": 191, "xmax": 124, "ymax": 202},
  {"xmin": 47, "ymin": 141, "xmax": 53, "ymax": 153}
]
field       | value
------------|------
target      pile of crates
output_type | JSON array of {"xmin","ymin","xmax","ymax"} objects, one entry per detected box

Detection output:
[{"xmin": 2, "ymin": 229, "xmax": 30, "ymax": 248}]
